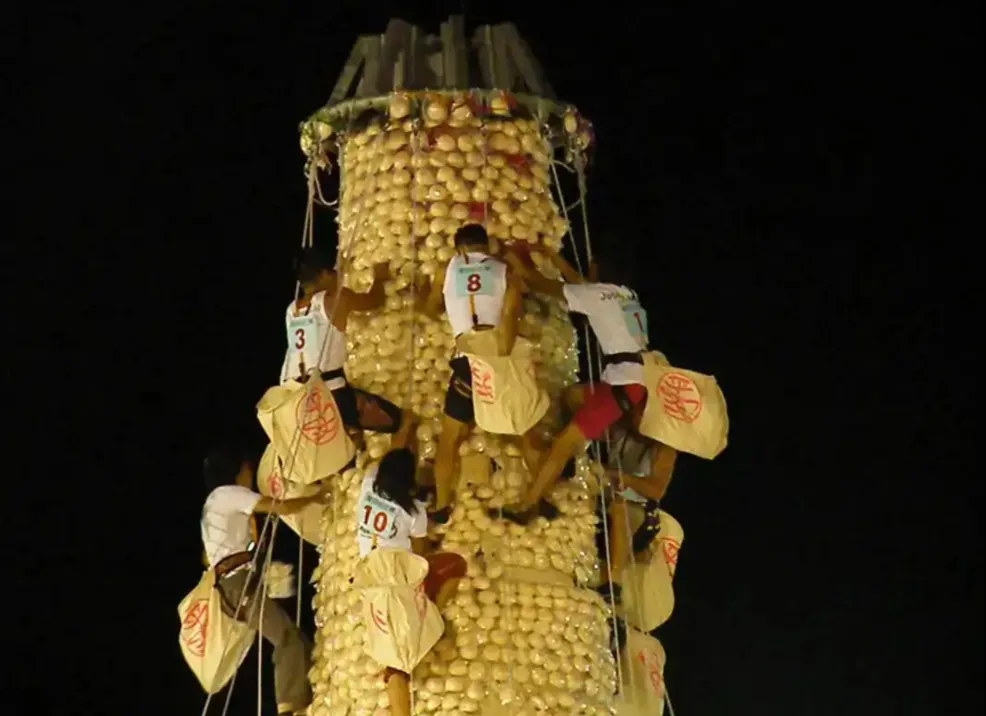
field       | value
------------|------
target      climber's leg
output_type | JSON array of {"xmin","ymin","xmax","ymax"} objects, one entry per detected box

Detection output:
[
  {"xmin": 518, "ymin": 427, "xmax": 546, "ymax": 475},
  {"xmin": 424, "ymin": 552, "xmax": 468, "ymax": 609},
  {"xmin": 432, "ymin": 356, "xmax": 475, "ymax": 522},
  {"xmin": 525, "ymin": 423, "xmax": 587, "ymax": 506},
  {"xmin": 346, "ymin": 387, "xmax": 405, "ymax": 434},
  {"xmin": 563, "ymin": 383, "xmax": 589, "ymax": 413},
  {"xmin": 219, "ymin": 571, "xmax": 313, "ymax": 714},
  {"xmin": 259, "ymin": 595, "xmax": 313, "ymax": 714},
  {"xmin": 385, "ymin": 670, "xmax": 411, "ymax": 716},
  {"xmin": 501, "ymin": 383, "xmax": 647, "ymax": 525},
  {"xmin": 604, "ymin": 496, "xmax": 631, "ymax": 587}
]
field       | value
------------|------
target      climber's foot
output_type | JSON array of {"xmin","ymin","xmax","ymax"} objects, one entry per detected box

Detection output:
[
  {"xmin": 536, "ymin": 498, "xmax": 561, "ymax": 521},
  {"xmin": 428, "ymin": 506, "xmax": 452, "ymax": 525},
  {"xmin": 558, "ymin": 457, "xmax": 577, "ymax": 481},
  {"xmin": 594, "ymin": 581, "xmax": 623, "ymax": 606},
  {"xmin": 494, "ymin": 504, "xmax": 535, "ymax": 525}
]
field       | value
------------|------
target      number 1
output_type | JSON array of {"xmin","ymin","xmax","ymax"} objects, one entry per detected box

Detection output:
[{"xmin": 633, "ymin": 312, "xmax": 644, "ymax": 333}]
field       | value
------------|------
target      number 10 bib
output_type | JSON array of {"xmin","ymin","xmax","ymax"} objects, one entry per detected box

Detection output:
[
  {"xmin": 358, "ymin": 490, "xmax": 399, "ymax": 542},
  {"xmin": 454, "ymin": 264, "xmax": 495, "ymax": 298}
]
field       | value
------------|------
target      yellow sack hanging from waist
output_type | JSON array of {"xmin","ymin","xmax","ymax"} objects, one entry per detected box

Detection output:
[
  {"xmin": 256, "ymin": 443, "xmax": 324, "ymax": 545},
  {"xmin": 620, "ymin": 509, "xmax": 684, "ymax": 632},
  {"xmin": 256, "ymin": 373, "xmax": 355, "ymax": 485},
  {"xmin": 457, "ymin": 331, "xmax": 549, "ymax": 436},
  {"xmin": 637, "ymin": 351, "xmax": 729, "ymax": 459},
  {"xmin": 353, "ymin": 548, "xmax": 445, "ymax": 674},
  {"xmin": 177, "ymin": 569, "xmax": 256, "ymax": 694},
  {"xmin": 617, "ymin": 628, "xmax": 667, "ymax": 716}
]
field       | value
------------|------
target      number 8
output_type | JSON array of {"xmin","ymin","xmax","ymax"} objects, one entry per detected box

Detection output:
[{"xmin": 467, "ymin": 273, "xmax": 482, "ymax": 293}]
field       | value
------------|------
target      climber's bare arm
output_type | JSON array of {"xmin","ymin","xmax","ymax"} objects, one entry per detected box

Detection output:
[
  {"xmin": 498, "ymin": 272, "xmax": 525, "ymax": 355},
  {"xmin": 331, "ymin": 262, "xmax": 390, "ymax": 330},
  {"xmin": 422, "ymin": 263, "xmax": 448, "ymax": 318},
  {"xmin": 550, "ymin": 252, "xmax": 585, "ymax": 284}
]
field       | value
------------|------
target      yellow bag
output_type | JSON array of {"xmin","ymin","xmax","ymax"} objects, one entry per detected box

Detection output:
[
  {"xmin": 353, "ymin": 548, "xmax": 445, "ymax": 673},
  {"xmin": 637, "ymin": 351, "xmax": 729, "ymax": 459},
  {"xmin": 177, "ymin": 569, "xmax": 256, "ymax": 694},
  {"xmin": 617, "ymin": 628, "xmax": 666, "ymax": 716},
  {"xmin": 458, "ymin": 332, "xmax": 549, "ymax": 435},
  {"xmin": 256, "ymin": 443, "xmax": 324, "ymax": 545},
  {"xmin": 620, "ymin": 510, "xmax": 684, "ymax": 632},
  {"xmin": 256, "ymin": 373, "xmax": 356, "ymax": 485}
]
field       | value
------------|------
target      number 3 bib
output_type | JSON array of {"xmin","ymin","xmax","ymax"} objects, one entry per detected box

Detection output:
[
  {"xmin": 288, "ymin": 314, "xmax": 320, "ymax": 373},
  {"xmin": 454, "ymin": 264, "xmax": 495, "ymax": 297}
]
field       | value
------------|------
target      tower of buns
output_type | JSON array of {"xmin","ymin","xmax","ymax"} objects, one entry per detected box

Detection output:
[{"xmin": 299, "ymin": 18, "xmax": 615, "ymax": 716}]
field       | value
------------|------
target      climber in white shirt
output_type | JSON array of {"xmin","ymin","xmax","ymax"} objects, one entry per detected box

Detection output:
[
  {"xmin": 420, "ymin": 223, "xmax": 530, "ymax": 524},
  {"xmin": 352, "ymin": 427, "xmax": 467, "ymax": 716},
  {"xmin": 499, "ymin": 251, "xmax": 672, "ymax": 527},
  {"xmin": 201, "ymin": 441, "xmax": 328, "ymax": 715},
  {"xmin": 281, "ymin": 247, "xmax": 407, "ymax": 439}
]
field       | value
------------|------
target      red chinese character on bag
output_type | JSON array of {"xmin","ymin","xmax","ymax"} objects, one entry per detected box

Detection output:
[
  {"xmin": 296, "ymin": 385, "xmax": 341, "ymax": 445},
  {"xmin": 635, "ymin": 648, "xmax": 664, "ymax": 695},
  {"xmin": 370, "ymin": 604, "xmax": 389, "ymax": 633},
  {"xmin": 180, "ymin": 599, "xmax": 209, "ymax": 657},
  {"xmin": 471, "ymin": 363, "xmax": 495, "ymax": 404},
  {"xmin": 657, "ymin": 372, "xmax": 703, "ymax": 423},
  {"xmin": 267, "ymin": 471, "xmax": 284, "ymax": 499},
  {"xmin": 661, "ymin": 538, "xmax": 680, "ymax": 571}
]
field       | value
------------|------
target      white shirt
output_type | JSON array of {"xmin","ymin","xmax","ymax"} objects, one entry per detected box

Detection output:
[
  {"xmin": 563, "ymin": 282, "xmax": 648, "ymax": 385},
  {"xmin": 201, "ymin": 485, "xmax": 261, "ymax": 568},
  {"xmin": 355, "ymin": 465, "xmax": 428, "ymax": 558},
  {"xmin": 442, "ymin": 252, "xmax": 508, "ymax": 338},
  {"xmin": 280, "ymin": 291, "xmax": 348, "ymax": 388}
]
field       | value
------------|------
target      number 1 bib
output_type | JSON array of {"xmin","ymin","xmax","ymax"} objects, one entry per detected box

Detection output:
[
  {"xmin": 357, "ymin": 489, "xmax": 400, "ymax": 543},
  {"xmin": 454, "ymin": 263, "xmax": 495, "ymax": 298},
  {"xmin": 622, "ymin": 300, "xmax": 649, "ymax": 347},
  {"xmin": 287, "ymin": 314, "xmax": 320, "ymax": 373}
]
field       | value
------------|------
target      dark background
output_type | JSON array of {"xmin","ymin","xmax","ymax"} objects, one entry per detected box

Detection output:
[{"xmin": 14, "ymin": 1, "xmax": 982, "ymax": 714}]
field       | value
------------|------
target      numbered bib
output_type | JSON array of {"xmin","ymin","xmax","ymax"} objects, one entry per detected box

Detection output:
[
  {"xmin": 454, "ymin": 264, "xmax": 495, "ymax": 298},
  {"xmin": 287, "ymin": 314, "xmax": 320, "ymax": 372},
  {"xmin": 357, "ymin": 490, "xmax": 400, "ymax": 542},
  {"xmin": 622, "ymin": 301, "xmax": 649, "ymax": 347}
]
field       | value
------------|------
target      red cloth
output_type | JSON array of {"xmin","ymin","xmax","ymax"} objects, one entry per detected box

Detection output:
[{"xmin": 571, "ymin": 382, "xmax": 647, "ymax": 440}]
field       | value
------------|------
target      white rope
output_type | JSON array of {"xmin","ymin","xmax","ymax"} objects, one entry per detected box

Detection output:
[
  {"xmin": 546, "ymin": 145, "xmax": 628, "ymax": 700},
  {"xmin": 664, "ymin": 680, "xmax": 677, "ymax": 716}
]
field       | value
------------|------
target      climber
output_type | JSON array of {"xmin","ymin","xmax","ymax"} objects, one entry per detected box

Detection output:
[
  {"xmin": 201, "ymin": 441, "xmax": 322, "ymax": 716},
  {"xmin": 594, "ymin": 421, "xmax": 677, "ymax": 605},
  {"xmin": 500, "ymin": 251, "xmax": 657, "ymax": 525},
  {"xmin": 281, "ymin": 246, "xmax": 408, "ymax": 437},
  {"xmin": 420, "ymin": 223, "xmax": 538, "ymax": 524},
  {"xmin": 355, "ymin": 443, "xmax": 467, "ymax": 716}
]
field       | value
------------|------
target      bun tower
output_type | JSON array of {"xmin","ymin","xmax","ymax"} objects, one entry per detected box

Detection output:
[{"xmin": 295, "ymin": 17, "xmax": 647, "ymax": 716}]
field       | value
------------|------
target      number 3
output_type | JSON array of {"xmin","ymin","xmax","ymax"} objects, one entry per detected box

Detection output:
[
  {"xmin": 295, "ymin": 328, "xmax": 306, "ymax": 349},
  {"xmin": 467, "ymin": 273, "xmax": 482, "ymax": 293}
]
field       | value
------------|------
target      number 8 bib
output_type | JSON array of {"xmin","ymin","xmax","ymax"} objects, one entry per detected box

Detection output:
[{"xmin": 454, "ymin": 264, "xmax": 494, "ymax": 298}]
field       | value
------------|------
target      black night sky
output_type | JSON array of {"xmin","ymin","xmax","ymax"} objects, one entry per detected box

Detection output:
[{"xmin": 15, "ymin": 2, "xmax": 982, "ymax": 715}]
